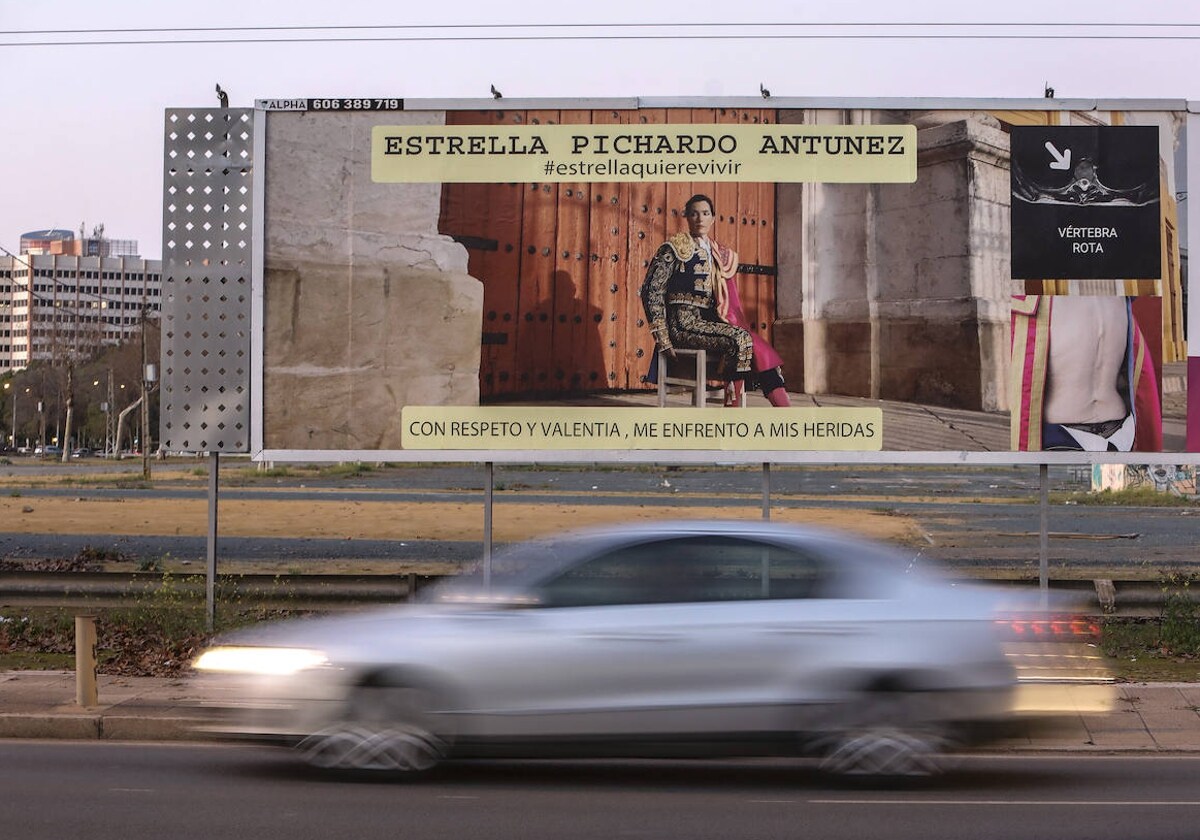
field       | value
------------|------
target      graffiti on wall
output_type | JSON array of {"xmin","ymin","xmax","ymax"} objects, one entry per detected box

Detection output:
[{"xmin": 1093, "ymin": 464, "xmax": 1198, "ymax": 498}]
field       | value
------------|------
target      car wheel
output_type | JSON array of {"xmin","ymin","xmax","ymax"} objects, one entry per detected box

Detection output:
[
  {"xmin": 818, "ymin": 726, "xmax": 947, "ymax": 778},
  {"xmin": 811, "ymin": 691, "xmax": 952, "ymax": 778},
  {"xmin": 297, "ymin": 684, "xmax": 447, "ymax": 776}
]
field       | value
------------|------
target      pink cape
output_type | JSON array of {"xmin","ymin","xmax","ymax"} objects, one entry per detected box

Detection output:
[{"xmin": 722, "ymin": 271, "xmax": 783, "ymax": 374}]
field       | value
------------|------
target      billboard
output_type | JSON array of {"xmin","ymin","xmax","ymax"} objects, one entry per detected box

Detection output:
[{"xmin": 235, "ymin": 99, "xmax": 1195, "ymax": 463}]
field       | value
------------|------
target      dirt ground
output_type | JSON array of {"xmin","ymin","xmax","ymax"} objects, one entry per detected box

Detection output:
[
  {"xmin": 0, "ymin": 490, "xmax": 922, "ymax": 546},
  {"xmin": 0, "ymin": 460, "xmax": 934, "ymax": 548}
]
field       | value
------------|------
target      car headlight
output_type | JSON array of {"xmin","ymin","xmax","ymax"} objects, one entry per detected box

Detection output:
[{"xmin": 193, "ymin": 646, "xmax": 330, "ymax": 676}]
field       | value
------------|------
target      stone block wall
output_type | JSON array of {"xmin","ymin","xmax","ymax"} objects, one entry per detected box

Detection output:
[
  {"xmin": 774, "ymin": 110, "xmax": 1012, "ymax": 413},
  {"xmin": 262, "ymin": 111, "xmax": 483, "ymax": 450}
]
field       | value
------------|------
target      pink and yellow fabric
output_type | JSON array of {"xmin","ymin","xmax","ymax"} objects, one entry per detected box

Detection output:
[
  {"xmin": 714, "ymin": 240, "xmax": 784, "ymax": 375},
  {"xmin": 1010, "ymin": 294, "xmax": 1162, "ymax": 452}
]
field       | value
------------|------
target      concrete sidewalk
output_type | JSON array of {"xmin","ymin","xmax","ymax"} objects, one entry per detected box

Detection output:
[
  {"xmin": 1, "ymin": 670, "xmax": 1199, "ymax": 752},
  {"xmin": 0, "ymin": 671, "xmax": 203, "ymax": 741}
]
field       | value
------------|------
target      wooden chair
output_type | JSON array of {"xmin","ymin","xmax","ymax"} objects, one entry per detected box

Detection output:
[{"xmin": 656, "ymin": 349, "xmax": 744, "ymax": 407}]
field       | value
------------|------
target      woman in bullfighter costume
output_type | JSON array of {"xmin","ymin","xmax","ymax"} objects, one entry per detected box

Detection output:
[{"xmin": 640, "ymin": 193, "xmax": 790, "ymax": 407}]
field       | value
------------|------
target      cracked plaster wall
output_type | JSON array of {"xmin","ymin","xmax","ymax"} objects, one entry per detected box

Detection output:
[{"xmin": 263, "ymin": 111, "xmax": 482, "ymax": 450}]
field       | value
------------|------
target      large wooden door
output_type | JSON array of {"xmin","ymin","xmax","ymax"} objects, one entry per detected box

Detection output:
[{"xmin": 439, "ymin": 108, "xmax": 778, "ymax": 399}]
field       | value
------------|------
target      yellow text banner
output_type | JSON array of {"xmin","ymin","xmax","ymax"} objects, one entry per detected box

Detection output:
[
  {"xmin": 401, "ymin": 407, "xmax": 883, "ymax": 451},
  {"xmin": 372, "ymin": 124, "xmax": 916, "ymax": 184}
]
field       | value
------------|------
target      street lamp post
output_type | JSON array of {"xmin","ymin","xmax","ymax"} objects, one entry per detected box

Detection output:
[
  {"xmin": 106, "ymin": 370, "xmax": 113, "ymax": 456},
  {"xmin": 142, "ymin": 363, "xmax": 157, "ymax": 480},
  {"xmin": 94, "ymin": 371, "xmax": 115, "ymax": 456},
  {"xmin": 139, "ymin": 306, "xmax": 156, "ymax": 480},
  {"xmin": 7, "ymin": 386, "xmax": 31, "ymax": 450},
  {"xmin": 20, "ymin": 387, "xmax": 29, "ymax": 449}
]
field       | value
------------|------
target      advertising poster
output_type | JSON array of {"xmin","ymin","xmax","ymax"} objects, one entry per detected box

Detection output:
[
  {"xmin": 254, "ymin": 102, "xmax": 1191, "ymax": 458},
  {"xmin": 1010, "ymin": 125, "xmax": 1162, "ymax": 279}
]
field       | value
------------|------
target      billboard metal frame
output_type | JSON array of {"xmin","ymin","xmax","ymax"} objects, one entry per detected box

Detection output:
[{"xmin": 220, "ymin": 96, "xmax": 1200, "ymax": 466}]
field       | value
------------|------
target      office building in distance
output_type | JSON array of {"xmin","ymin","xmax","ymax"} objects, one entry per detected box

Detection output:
[{"xmin": 1, "ymin": 228, "xmax": 161, "ymax": 372}]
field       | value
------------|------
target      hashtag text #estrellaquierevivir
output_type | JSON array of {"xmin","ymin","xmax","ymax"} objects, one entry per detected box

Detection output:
[{"xmin": 541, "ymin": 159, "xmax": 743, "ymax": 179}]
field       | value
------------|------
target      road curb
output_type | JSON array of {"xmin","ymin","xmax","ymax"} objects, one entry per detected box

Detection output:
[
  {"xmin": 0, "ymin": 712, "xmax": 208, "ymax": 741},
  {"xmin": 99, "ymin": 715, "xmax": 208, "ymax": 741},
  {"xmin": 990, "ymin": 745, "xmax": 1200, "ymax": 755},
  {"xmin": 0, "ymin": 713, "xmax": 101, "ymax": 739}
]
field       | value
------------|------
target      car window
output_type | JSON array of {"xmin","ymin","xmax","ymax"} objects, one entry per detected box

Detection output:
[
  {"xmin": 536, "ymin": 536, "xmax": 828, "ymax": 608},
  {"xmin": 429, "ymin": 535, "xmax": 606, "ymax": 599}
]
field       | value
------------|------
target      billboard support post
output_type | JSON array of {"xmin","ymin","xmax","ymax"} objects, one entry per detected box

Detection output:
[
  {"xmin": 484, "ymin": 462, "xmax": 494, "ymax": 592},
  {"xmin": 762, "ymin": 463, "xmax": 771, "ymax": 521},
  {"xmin": 207, "ymin": 452, "xmax": 219, "ymax": 631},
  {"xmin": 1039, "ymin": 464, "xmax": 1049, "ymax": 608}
]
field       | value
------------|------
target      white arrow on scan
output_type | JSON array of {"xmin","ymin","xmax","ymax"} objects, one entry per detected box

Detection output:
[{"xmin": 1044, "ymin": 141, "xmax": 1072, "ymax": 170}]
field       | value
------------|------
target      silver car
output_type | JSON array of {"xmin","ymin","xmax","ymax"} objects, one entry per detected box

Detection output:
[{"xmin": 192, "ymin": 521, "xmax": 1099, "ymax": 777}]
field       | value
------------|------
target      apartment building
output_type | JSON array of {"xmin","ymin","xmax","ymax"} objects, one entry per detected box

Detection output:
[{"xmin": 0, "ymin": 252, "xmax": 162, "ymax": 372}]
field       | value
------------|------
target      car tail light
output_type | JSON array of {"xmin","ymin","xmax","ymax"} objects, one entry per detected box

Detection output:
[
  {"xmin": 993, "ymin": 615, "xmax": 1100, "ymax": 642},
  {"xmin": 995, "ymin": 613, "xmax": 1111, "ymax": 684}
]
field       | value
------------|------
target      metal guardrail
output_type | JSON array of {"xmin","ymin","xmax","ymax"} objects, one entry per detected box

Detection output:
[
  {"xmin": 1001, "ymin": 578, "xmax": 1192, "ymax": 617},
  {"xmin": 0, "ymin": 571, "xmax": 433, "ymax": 610},
  {"xmin": 0, "ymin": 571, "xmax": 1191, "ymax": 616}
]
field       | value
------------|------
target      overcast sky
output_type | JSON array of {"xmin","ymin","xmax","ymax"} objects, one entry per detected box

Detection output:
[{"xmin": 3, "ymin": 0, "xmax": 1200, "ymax": 259}]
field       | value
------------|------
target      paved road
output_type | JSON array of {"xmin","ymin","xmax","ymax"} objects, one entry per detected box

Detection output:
[{"xmin": 2, "ymin": 743, "xmax": 1199, "ymax": 840}]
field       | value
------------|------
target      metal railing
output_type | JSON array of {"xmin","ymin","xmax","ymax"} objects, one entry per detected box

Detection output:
[{"xmin": 0, "ymin": 570, "xmax": 1188, "ymax": 617}]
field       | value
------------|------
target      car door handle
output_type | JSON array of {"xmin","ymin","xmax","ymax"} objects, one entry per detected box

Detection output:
[
  {"xmin": 578, "ymin": 632, "xmax": 678, "ymax": 642},
  {"xmin": 762, "ymin": 624, "xmax": 859, "ymax": 636}
]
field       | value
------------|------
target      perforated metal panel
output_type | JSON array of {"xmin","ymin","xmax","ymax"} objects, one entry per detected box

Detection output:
[{"xmin": 160, "ymin": 108, "xmax": 254, "ymax": 453}]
